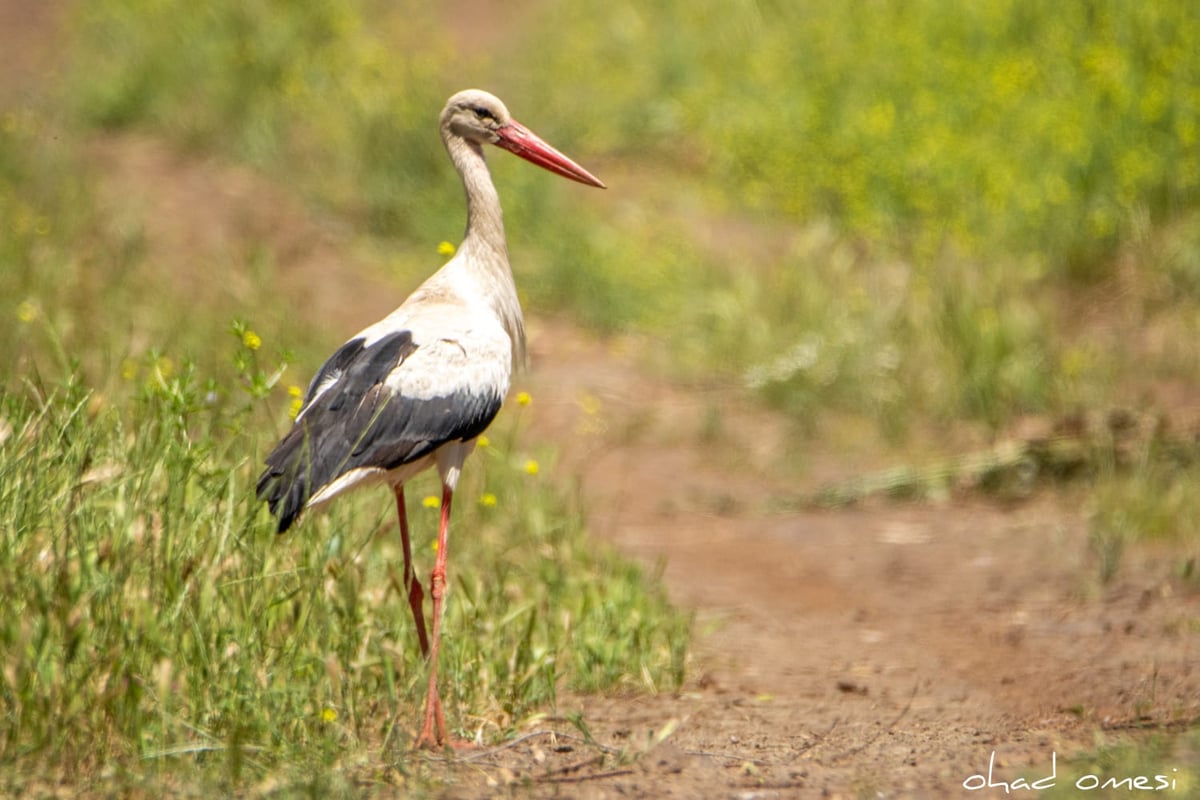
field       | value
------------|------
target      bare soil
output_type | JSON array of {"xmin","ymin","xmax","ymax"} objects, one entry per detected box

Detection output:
[{"xmin": 6, "ymin": 4, "xmax": 1200, "ymax": 797}]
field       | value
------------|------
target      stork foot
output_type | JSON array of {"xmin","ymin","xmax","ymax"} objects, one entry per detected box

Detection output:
[
  {"xmin": 411, "ymin": 695, "xmax": 480, "ymax": 751},
  {"xmin": 413, "ymin": 693, "xmax": 450, "ymax": 750},
  {"xmin": 416, "ymin": 688, "xmax": 446, "ymax": 750}
]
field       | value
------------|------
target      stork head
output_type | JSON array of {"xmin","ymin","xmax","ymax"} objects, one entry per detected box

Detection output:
[{"xmin": 441, "ymin": 89, "xmax": 606, "ymax": 188}]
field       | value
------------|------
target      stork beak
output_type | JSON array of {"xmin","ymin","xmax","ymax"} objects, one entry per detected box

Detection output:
[{"xmin": 494, "ymin": 120, "xmax": 606, "ymax": 189}]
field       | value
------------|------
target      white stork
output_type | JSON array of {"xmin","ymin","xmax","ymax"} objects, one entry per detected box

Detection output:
[{"xmin": 256, "ymin": 89, "xmax": 605, "ymax": 748}]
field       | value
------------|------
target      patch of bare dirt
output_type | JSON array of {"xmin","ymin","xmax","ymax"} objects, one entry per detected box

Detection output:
[
  {"xmin": 499, "ymin": 323, "xmax": 1200, "ymax": 798},
  {"xmin": 0, "ymin": 0, "xmax": 61, "ymax": 101},
  {"xmin": 87, "ymin": 133, "xmax": 401, "ymax": 337}
]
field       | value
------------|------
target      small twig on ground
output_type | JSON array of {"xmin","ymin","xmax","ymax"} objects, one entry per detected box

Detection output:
[
  {"xmin": 681, "ymin": 714, "xmax": 839, "ymax": 767},
  {"xmin": 538, "ymin": 767, "xmax": 636, "ymax": 785},
  {"xmin": 453, "ymin": 729, "xmax": 623, "ymax": 764},
  {"xmin": 539, "ymin": 754, "xmax": 607, "ymax": 779},
  {"xmin": 446, "ymin": 730, "xmax": 637, "ymax": 787},
  {"xmin": 827, "ymin": 684, "xmax": 917, "ymax": 763},
  {"xmin": 680, "ymin": 747, "xmax": 780, "ymax": 767},
  {"xmin": 794, "ymin": 715, "xmax": 841, "ymax": 756}
]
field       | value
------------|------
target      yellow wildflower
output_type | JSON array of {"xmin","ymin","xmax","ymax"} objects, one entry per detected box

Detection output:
[
  {"xmin": 516, "ymin": 391, "xmax": 532, "ymax": 407},
  {"xmin": 437, "ymin": 241, "xmax": 456, "ymax": 257},
  {"xmin": 288, "ymin": 385, "xmax": 304, "ymax": 419},
  {"xmin": 15, "ymin": 300, "xmax": 37, "ymax": 323},
  {"xmin": 422, "ymin": 495, "xmax": 441, "ymax": 509},
  {"xmin": 321, "ymin": 707, "xmax": 337, "ymax": 723},
  {"xmin": 120, "ymin": 359, "xmax": 138, "ymax": 381},
  {"xmin": 479, "ymin": 492, "xmax": 497, "ymax": 507},
  {"xmin": 524, "ymin": 459, "xmax": 539, "ymax": 476},
  {"xmin": 477, "ymin": 434, "xmax": 490, "ymax": 448},
  {"xmin": 242, "ymin": 329, "xmax": 262, "ymax": 351}
]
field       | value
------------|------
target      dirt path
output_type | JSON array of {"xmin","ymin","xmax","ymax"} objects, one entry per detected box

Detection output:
[
  {"xmin": 6, "ymin": 3, "xmax": 1199, "ymax": 795},
  {"xmin": 507, "ymin": 324, "xmax": 1200, "ymax": 797}
]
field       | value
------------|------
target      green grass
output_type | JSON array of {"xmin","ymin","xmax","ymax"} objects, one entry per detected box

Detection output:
[
  {"xmin": 1038, "ymin": 733, "xmax": 1200, "ymax": 798},
  {"xmin": 0, "ymin": 337, "xmax": 688, "ymax": 795}
]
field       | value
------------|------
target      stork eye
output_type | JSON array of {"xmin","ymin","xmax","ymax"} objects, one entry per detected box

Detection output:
[{"xmin": 472, "ymin": 106, "xmax": 497, "ymax": 121}]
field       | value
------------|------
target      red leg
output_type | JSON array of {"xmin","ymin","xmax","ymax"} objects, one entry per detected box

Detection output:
[
  {"xmin": 415, "ymin": 482, "xmax": 454, "ymax": 748},
  {"xmin": 393, "ymin": 485, "xmax": 430, "ymax": 658}
]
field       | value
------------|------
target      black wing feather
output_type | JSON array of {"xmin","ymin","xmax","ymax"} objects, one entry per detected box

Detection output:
[{"xmin": 256, "ymin": 330, "xmax": 503, "ymax": 533}]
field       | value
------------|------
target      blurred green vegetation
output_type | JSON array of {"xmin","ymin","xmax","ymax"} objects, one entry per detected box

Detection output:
[
  {"xmin": 521, "ymin": 1, "xmax": 1200, "ymax": 272},
  {"xmin": 63, "ymin": 0, "xmax": 1200, "ymax": 435},
  {"xmin": 67, "ymin": 0, "xmax": 457, "ymax": 238},
  {"xmin": 514, "ymin": 0, "xmax": 1200, "ymax": 432}
]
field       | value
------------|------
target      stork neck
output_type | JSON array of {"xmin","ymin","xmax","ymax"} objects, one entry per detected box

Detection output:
[
  {"xmin": 441, "ymin": 132, "xmax": 527, "ymax": 367},
  {"xmin": 449, "ymin": 137, "xmax": 508, "ymax": 259}
]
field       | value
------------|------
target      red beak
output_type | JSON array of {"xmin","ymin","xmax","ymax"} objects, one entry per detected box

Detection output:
[{"xmin": 494, "ymin": 120, "xmax": 606, "ymax": 189}]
